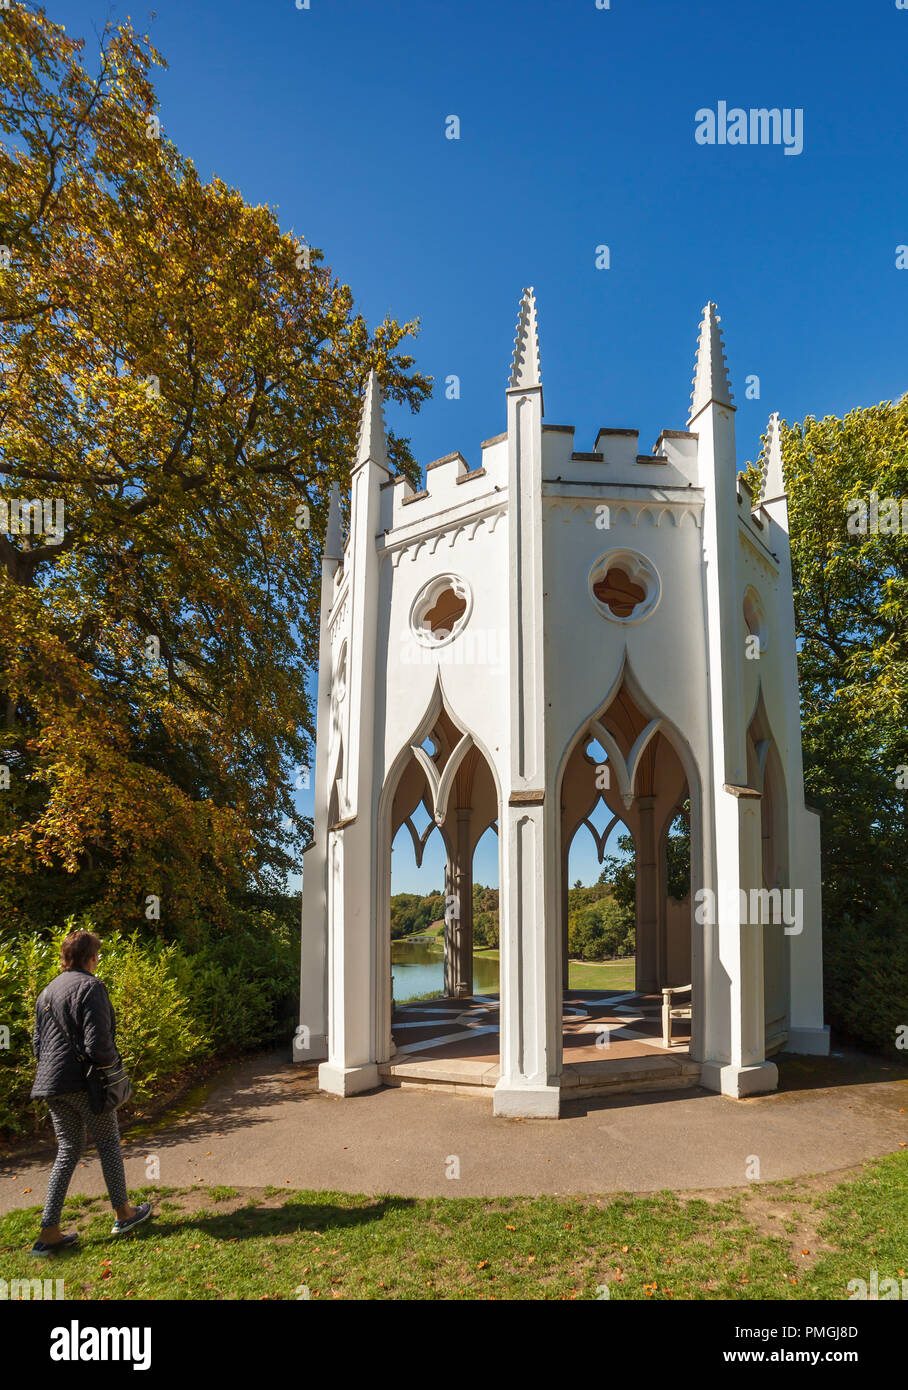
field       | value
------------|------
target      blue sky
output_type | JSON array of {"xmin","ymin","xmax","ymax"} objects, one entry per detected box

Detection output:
[{"xmin": 52, "ymin": 0, "xmax": 908, "ymax": 891}]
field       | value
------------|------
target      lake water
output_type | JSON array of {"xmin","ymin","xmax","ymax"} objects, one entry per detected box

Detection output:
[{"xmin": 391, "ymin": 939, "xmax": 499, "ymax": 1000}]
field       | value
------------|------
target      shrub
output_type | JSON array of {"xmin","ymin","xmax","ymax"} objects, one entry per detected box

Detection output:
[
  {"xmin": 174, "ymin": 914, "xmax": 298, "ymax": 1052},
  {"xmin": 0, "ymin": 933, "xmax": 58, "ymax": 1135},
  {"xmin": 473, "ymin": 909, "xmax": 499, "ymax": 949},
  {"xmin": 0, "ymin": 910, "xmax": 300, "ymax": 1136},
  {"xmin": 94, "ymin": 932, "xmax": 210, "ymax": 1098},
  {"xmin": 823, "ymin": 921, "xmax": 908, "ymax": 1057},
  {"xmin": 568, "ymin": 896, "xmax": 635, "ymax": 961},
  {"xmin": 0, "ymin": 924, "xmax": 206, "ymax": 1135},
  {"xmin": 390, "ymin": 892, "xmax": 445, "ymax": 940}
]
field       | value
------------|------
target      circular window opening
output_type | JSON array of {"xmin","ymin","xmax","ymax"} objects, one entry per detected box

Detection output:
[
  {"xmin": 410, "ymin": 574, "xmax": 473, "ymax": 648},
  {"xmin": 332, "ymin": 640, "xmax": 347, "ymax": 703},
  {"xmin": 588, "ymin": 549, "xmax": 661, "ymax": 624}
]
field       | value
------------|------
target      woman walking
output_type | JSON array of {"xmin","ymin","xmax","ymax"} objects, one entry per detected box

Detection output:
[{"xmin": 30, "ymin": 928, "xmax": 152, "ymax": 1255}]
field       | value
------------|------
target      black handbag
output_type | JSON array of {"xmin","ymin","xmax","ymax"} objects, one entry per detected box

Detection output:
[{"xmin": 43, "ymin": 1002, "xmax": 132, "ymax": 1115}]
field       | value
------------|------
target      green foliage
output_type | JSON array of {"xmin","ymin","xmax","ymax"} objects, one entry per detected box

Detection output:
[
  {"xmin": 822, "ymin": 922, "xmax": 908, "ymax": 1054},
  {"xmin": 748, "ymin": 404, "xmax": 908, "ymax": 1053},
  {"xmin": 389, "ymin": 884, "xmax": 503, "ymax": 948},
  {"xmin": 472, "ymin": 883, "xmax": 499, "ymax": 948},
  {"xmin": 85, "ymin": 933, "xmax": 210, "ymax": 1098},
  {"xmin": 665, "ymin": 808, "xmax": 691, "ymax": 901},
  {"xmin": 599, "ymin": 831, "xmax": 636, "ymax": 924},
  {"xmin": 173, "ymin": 912, "xmax": 298, "ymax": 1052},
  {"xmin": 0, "ymin": 8, "xmax": 431, "ymax": 936},
  {"xmin": 389, "ymin": 891, "xmax": 445, "ymax": 940},
  {"xmin": 0, "ymin": 910, "xmax": 298, "ymax": 1135},
  {"xmin": 0, "ymin": 924, "xmax": 204, "ymax": 1135},
  {"xmin": 567, "ymin": 891, "xmax": 634, "ymax": 960}
]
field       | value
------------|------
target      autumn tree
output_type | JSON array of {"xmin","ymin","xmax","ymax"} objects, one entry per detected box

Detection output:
[{"xmin": 0, "ymin": 6, "xmax": 431, "ymax": 934}]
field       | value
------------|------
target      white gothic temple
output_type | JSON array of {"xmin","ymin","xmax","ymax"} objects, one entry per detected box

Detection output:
[{"xmin": 295, "ymin": 291, "xmax": 829, "ymax": 1118}]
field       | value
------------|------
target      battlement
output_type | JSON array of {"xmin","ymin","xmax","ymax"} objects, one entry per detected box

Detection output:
[
  {"xmin": 374, "ymin": 422, "xmax": 706, "ymax": 540},
  {"xmin": 342, "ymin": 295, "xmax": 787, "ymax": 572}
]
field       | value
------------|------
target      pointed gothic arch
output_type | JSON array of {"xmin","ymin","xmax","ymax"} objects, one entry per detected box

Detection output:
[
  {"xmin": 746, "ymin": 686, "xmax": 791, "ymax": 1053},
  {"xmin": 374, "ymin": 678, "xmax": 503, "ymax": 1061},
  {"xmin": 555, "ymin": 659, "xmax": 704, "ymax": 1053}
]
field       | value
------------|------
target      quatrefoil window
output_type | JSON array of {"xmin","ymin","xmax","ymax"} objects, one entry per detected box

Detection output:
[
  {"xmin": 589, "ymin": 549, "xmax": 661, "ymax": 625},
  {"xmin": 410, "ymin": 574, "xmax": 472, "ymax": 648}
]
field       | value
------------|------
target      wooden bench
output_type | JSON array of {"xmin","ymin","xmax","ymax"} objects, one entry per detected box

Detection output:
[{"xmin": 661, "ymin": 984, "xmax": 692, "ymax": 1049}]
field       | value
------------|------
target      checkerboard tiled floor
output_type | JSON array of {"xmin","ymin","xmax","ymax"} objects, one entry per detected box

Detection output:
[{"xmin": 390, "ymin": 989, "xmax": 690, "ymax": 1068}]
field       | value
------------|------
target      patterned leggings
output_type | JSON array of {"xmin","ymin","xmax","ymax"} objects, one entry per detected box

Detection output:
[{"xmin": 42, "ymin": 1091, "xmax": 128, "ymax": 1228}]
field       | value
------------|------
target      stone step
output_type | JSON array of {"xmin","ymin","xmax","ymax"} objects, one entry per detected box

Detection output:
[
  {"xmin": 380, "ymin": 1057, "xmax": 500, "ymax": 1088},
  {"xmin": 379, "ymin": 1052, "xmax": 701, "ymax": 1100}
]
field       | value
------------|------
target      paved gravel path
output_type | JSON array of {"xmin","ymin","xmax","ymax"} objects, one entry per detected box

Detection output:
[{"xmin": 2, "ymin": 1048, "xmax": 907, "ymax": 1211}]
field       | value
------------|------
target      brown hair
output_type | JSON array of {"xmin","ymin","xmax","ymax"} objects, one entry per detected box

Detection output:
[{"xmin": 60, "ymin": 929, "xmax": 101, "ymax": 972}]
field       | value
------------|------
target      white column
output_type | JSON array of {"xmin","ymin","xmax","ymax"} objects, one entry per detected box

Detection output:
[
  {"xmin": 296, "ymin": 491, "xmax": 343, "ymax": 1064},
  {"xmin": 494, "ymin": 294, "xmax": 561, "ymax": 1117},
  {"xmin": 692, "ymin": 307, "xmax": 777, "ymax": 1096},
  {"xmin": 318, "ymin": 817, "xmax": 381, "ymax": 1095},
  {"xmin": 318, "ymin": 375, "xmax": 388, "ymax": 1098},
  {"xmin": 700, "ymin": 788, "xmax": 778, "ymax": 1096}
]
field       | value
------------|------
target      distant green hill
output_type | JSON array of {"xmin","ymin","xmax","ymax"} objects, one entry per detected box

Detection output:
[{"xmin": 390, "ymin": 881, "xmax": 637, "ymax": 960}]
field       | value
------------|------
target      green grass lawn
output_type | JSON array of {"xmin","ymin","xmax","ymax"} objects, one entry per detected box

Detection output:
[
  {"xmin": 2, "ymin": 1151, "xmax": 905, "ymax": 1300},
  {"xmin": 470, "ymin": 951, "xmax": 637, "ymax": 994},
  {"xmin": 395, "ymin": 942, "xmax": 636, "ymax": 999},
  {"xmin": 567, "ymin": 958, "xmax": 637, "ymax": 991}
]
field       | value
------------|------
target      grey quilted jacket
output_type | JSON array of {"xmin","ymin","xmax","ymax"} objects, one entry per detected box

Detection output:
[{"xmin": 30, "ymin": 969, "xmax": 119, "ymax": 1099}]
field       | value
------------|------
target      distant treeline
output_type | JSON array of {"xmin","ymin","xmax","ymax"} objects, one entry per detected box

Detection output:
[{"xmin": 390, "ymin": 877, "xmax": 636, "ymax": 960}]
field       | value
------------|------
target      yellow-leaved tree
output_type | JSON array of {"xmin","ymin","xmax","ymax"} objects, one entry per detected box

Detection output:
[{"xmin": 0, "ymin": 6, "xmax": 431, "ymax": 935}]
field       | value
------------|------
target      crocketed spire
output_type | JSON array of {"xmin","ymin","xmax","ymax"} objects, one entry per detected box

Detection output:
[
  {"xmin": 509, "ymin": 287, "xmax": 542, "ymax": 390},
  {"xmin": 688, "ymin": 302, "xmax": 734, "ymax": 423}
]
